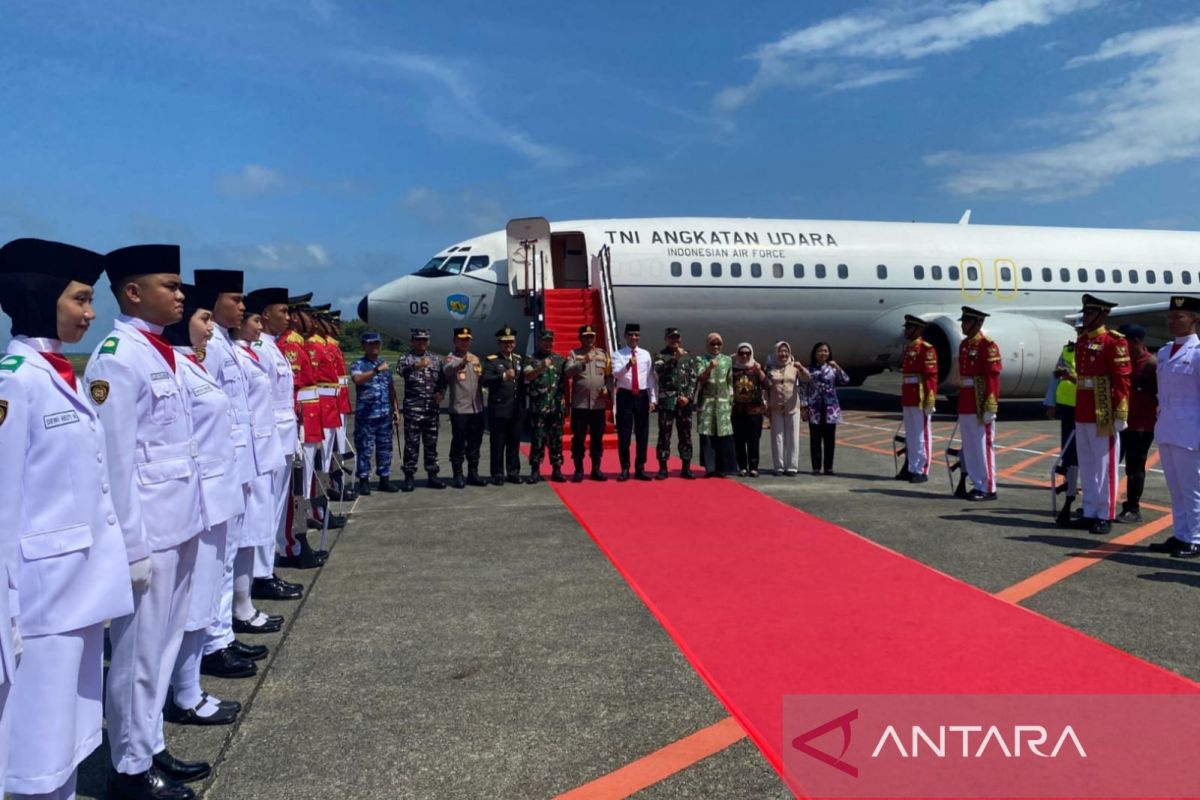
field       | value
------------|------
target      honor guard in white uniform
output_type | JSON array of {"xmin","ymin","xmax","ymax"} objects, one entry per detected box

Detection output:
[
  {"xmin": 84, "ymin": 244, "xmax": 206, "ymax": 800},
  {"xmin": 0, "ymin": 239, "xmax": 134, "ymax": 800},
  {"xmin": 162, "ymin": 285, "xmax": 249, "ymax": 728},
  {"xmin": 1149, "ymin": 295, "xmax": 1200, "ymax": 558}
]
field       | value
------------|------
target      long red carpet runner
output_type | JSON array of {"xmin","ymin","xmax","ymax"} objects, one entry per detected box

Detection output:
[{"xmin": 550, "ymin": 453, "xmax": 1199, "ymax": 798}]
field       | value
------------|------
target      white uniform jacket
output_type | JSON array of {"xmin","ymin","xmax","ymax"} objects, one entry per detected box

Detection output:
[
  {"xmin": 258, "ymin": 334, "xmax": 298, "ymax": 454},
  {"xmin": 1155, "ymin": 334, "xmax": 1200, "ymax": 450},
  {"xmin": 233, "ymin": 340, "xmax": 286, "ymax": 475},
  {"xmin": 84, "ymin": 316, "xmax": 204, "ymax": 563},
  {"xmin": 202, "ymin": 327, "xmax": 256, "ymax": 487},
  {"xmin": 177, "ymin": 352, "xmax": 246, "ymax": 527},
  {"xmin": 0, "ymin": 338, "xmax": 134, "ymax": 636}
]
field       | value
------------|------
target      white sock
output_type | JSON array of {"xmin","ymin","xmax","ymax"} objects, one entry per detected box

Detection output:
[
  {"xmin": 233, "ymin": 547, "xmax": 257, "ymax": 621},
  {"xmin": 171, "ymin": 629, "xmax": 205, "ymax": 709}
]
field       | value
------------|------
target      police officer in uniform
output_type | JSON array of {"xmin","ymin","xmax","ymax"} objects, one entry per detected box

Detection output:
[
  {"xmin": 899, "ymin": 314, "xmax": 938, "ymax": 483},
  {"xmin": 955, "ymin": 307, "xmax": 1001, "ymax": 501},
  {"xmin": 1046, "ymin": 329, "xmax": 1081, "ymax": 526},
  {"xmin": 524, "ymin": 329, "xmax": 567, "ymax": 483},
  {"xmin": 398, "ymin": 328, "xmax": 446, "ymax": 491},
  {"xmin": 1071, "ymin": 294, "xmax": 1131, "ymax": 535},
  {"xmin": 444, "ymin": 327, "xmax": 486, "ymax": 488},
  {"xmin": 653, "ymin": 327, "xmax": 699, "ymax": 479},
  {"xmin": 482, "ymin": 325, "xmax": 525, "ymax": 485},
  {"xmin": 350, "ymin": 331, "xmax": 398, "ymax": 494},
  {"xmin": 1148, "ymin": 295, "xmax": 1200, "ymax": 557},
  {"xmin": 565, "ymin": 324, "xmax": 613, "ymax": 482},
  {"xmin": 0, "ymin": 239, "xmax": 134, "ymax": 800}
]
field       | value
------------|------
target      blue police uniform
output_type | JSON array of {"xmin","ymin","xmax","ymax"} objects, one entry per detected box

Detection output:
[{"xmin": 351, "ymin": 334, "xmax": 395, "ymax": 482}]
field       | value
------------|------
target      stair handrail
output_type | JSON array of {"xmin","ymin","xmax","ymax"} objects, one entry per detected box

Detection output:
[{"xmin": 598, "ymin": 244, "xmax": 619, "ymax": 353}]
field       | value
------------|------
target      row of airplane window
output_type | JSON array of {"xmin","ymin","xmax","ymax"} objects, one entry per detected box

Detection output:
[{"xmin": 668, "ymin": 261, "xmax": 1196, "ymax": 286}]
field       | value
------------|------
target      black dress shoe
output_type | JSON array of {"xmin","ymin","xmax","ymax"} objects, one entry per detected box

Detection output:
[
  {"xmin": 427, "ymin": 474, "xmax": 446, "ymax": 489},
  {"xmin": 452, "ymin": 473, "xmax": 466, "ymax": 489},
  {"xmin": 229, "ymin": 639, "xmax": 268, "ymax": 661},
  {"xmin": 1115, "ymin": 508, "xmax": 1142, "ymax": 523},
  {"xmin": 550, "ymin": 468, "xmax": 567, "ymax": 483},
  {"xmin": 107, "ymin": 767, "xmax": 195, "ymax": 799},
  {"xmin": 252, "ymin": 577, "xmax": 302, "ymax": 601},
  {"xmin": 199, "ymin": 647, "xmax": 257, "ymax": 679},
  {"xmin": 655, "ymin": 464, "xmax": 669, "ymax": 480},
  {"xmin": 1089, "ymin": 519, "xmax": 1113, "ymax": 535},
  {"xmin": 617, "ymin": 469, "xmax": 630, "ymax": 482},
  {"xmin": 1172, "ymin": 542, "xmax": 1200, "ymax": 558},
  {"xmin": 590, "ymin": 468, "xmax": 607, "ymax": 482},
  {"xmin": 232, "ymin": 611, "xmax": 284, "ymax": 634},
  {"xmin": 402, "ymin": 474, "xmax": 416, "ymax": 492},
  {"xmin": 153, "ymin": 749, "xmax": 212, "ymax": 783},
  {"xmin": 525, "ymin": 472, "xmax": 541, "ymax": 484},
  {"xmin": 571, "ymin": 471, "xmax": 584, "ymax": 483},
  {"xmin": 355, "ymin": 479, "xmax": 371, "ymax": 496},
  {"xmin": 965, "ymin": 489, "xmax": 988, "ymax": 501},
  {"xmin": 895, "ymin": 468, "xmax": 912, "ymax": 481},
  {"xmin": 909, "ymin": 474, "xmax": 929, "ymax": 484},
  {"xmin": 679, "ymin": 465, "xmax": 695, "ymax": 480},
  {"xmin": 634, "ymin": 469, "xmax": 652, "ymax": 481},
  {"xmin": 275, "ymin": 549, "xmax": 324, "ymax": 570},
  {"xmin": 491, "ymin": 475, "xmax": 506, "ymax": 486},
  {"xmin": 467, "ymin": 472, "xmax": 488, "ymax": 486},
  {"xmin": 506, "ymin": 474, "xmax": 523, "ymax": 484},
  {"xmin": 1149, "ymin": 536, "xmax": 1187, "ymax": 554},
  {"xmin": 164, "ymin": 696, "xmax": 239, "ymax": 726}
]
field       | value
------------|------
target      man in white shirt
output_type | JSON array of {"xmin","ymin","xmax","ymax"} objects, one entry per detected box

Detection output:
[{"xmin": 611, "ymin": 323, "xmax": 657, "ymax": 481}]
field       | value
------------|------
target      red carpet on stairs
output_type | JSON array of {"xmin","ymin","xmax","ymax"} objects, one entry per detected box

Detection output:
[{"xmin": 549, "ymin": 451, "xmax": 1200, "ymax": 798}]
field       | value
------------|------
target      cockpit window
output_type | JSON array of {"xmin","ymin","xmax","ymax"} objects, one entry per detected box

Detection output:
[
  {"xmin": 465, "ymin": 255, "xmax": 490, "ymax": 272},
  {"xmin": 415, "ymin": 257, "xmax": 446, "ymax": 276},
  {"xmin": 439, "ymin": 256, "xmax": 467, "ymax": 275}
]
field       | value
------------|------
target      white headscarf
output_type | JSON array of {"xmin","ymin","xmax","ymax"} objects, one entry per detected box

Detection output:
[
  {"xmin": 733, "ymin": 342, "xmax": 756, "ymax": 369},
  {"xmin": 768, "ymin": 340, "xmax": 793, "ymax": 368}
]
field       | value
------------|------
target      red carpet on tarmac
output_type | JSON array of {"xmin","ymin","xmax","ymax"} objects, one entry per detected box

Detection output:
[{"xmin": 549, "ymin": 452, "xmax": 1199, "ymax": 797}]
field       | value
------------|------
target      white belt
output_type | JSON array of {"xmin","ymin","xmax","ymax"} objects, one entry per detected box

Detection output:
[
  {"xmin": 338, "ymin": 376, "xmax": 349, "ymax": 387},
  {"xmin": 903, "ymin": 376, "xmax": 920, "ymax": 384},
  {"xmin": 296, "ymin": 387, "xmax": 319, "ymax": 402},
  {"xmin": 139, "ymin": 438, "xmax": 199, "ymax": 463},
  {"xmin": 961, "ymin": 377, "xmax": 975, "ymax": 387},
  {"xmin": 318, "ymin": 387, "xmax": 338, "ymax": 397},
  {"xmin": 1080, "ymin": 378, "xmax": 1095, "ymax": 389}
]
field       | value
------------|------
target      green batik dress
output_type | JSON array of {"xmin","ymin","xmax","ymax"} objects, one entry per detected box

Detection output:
[{"xmin": 696, "ymin": 353, "xmax": 733, "ymax": 437}]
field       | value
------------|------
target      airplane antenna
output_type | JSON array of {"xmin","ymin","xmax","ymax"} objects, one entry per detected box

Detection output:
[{"xmin": 958, "ymin": 209, "xmax": 971, "ymax": 225}]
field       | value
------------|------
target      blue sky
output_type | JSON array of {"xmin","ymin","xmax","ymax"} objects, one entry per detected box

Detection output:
[{"xmin": 2, "ymin": 0, "xmax": 1199, "ymax": 349}]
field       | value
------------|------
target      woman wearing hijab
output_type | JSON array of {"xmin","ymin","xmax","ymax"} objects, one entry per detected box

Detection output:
[
  {"xmin": 162, "ymin": 285, "xmax": 247, "ymax": 727},
  {"xmin": 802, "ymin": 341, "xmax": 851, "ymax": 475},
  {"xmin": 0, "ymin": 238, "xmax": 134, "ymax": 800},
  {"xmin": 765, "ymin": 341, "xmax": 811, "ymax": 475},
  {"xmin": 695, "ymin": 332, "xmax": 736, "ymax": 476},
  {"xmin": 731, "ymin": 343, "xmax": 769, "ymax": 477}
]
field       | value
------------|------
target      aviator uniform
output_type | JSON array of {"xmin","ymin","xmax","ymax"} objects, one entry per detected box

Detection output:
[
  {"xmin": 901, "ymin": 328, "xmax": 938, "ymax": 477},
  {"xmin": 957, "ymin": 325, "xmax": 1002, "ymax": 496}
]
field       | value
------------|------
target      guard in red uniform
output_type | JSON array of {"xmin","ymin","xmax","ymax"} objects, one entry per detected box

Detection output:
[
  {"xmin": 1072, "ymin": 294, "xmax": 1131, "ymax": 535},
  {"xmin": 327, "ymin": 310, "xmax": 353, "ymax": 458},
  {"xmin": 899, "ymin": 314, "xmax": 938, "ymax": 483},
  {"xmin": 956, "ymin": 307, "xmax": 1002, "ymax": 501},
  {"xmin": 291, "ymin": 302, "xmax": 345, "ymax": 534}
]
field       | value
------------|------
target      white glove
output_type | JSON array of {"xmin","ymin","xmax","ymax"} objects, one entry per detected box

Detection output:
[
  {"xmin": 129, "ymin": 557, "xmax": 153, "ymax": 592},
  {"xmin": 1114, "ymin": 419, "xmax": 1128, "ymax": 433},
  {"xmin": 11, "ymin": 624, "xmax": 21, "ymax": 666},
  {"xmin": 983, "ymin": 411, "xmax": 996, "ymax": 425}
]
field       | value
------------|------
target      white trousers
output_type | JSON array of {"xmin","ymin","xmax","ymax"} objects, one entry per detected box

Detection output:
[
  {"xmin": 1076, "ymin": 421, "xmax": 1121, "ymax": 521},
  {"xmin": 184, "ymin": 522, "xmax": 227, "ymax": 632},
  {"xmin": 272, "ymin": 455, "xmax": 293, "ymax": 551},
  {"xmin": 958, "ymin": 414, "xmax": 996, "ymax": 494},
  {"xmin": 337, "ymin": 414, "xmax": 349, "ymax": 453},
  {"xmin": 107, "ymin": 537, "xmax": 198, "ymax": 774},
  {"xmin": 768, "ymin": 409, "xmax": 801, "ymax": 473},
  {"xmin": 322, "ymin": 427, "xmax": 336, "ymax": 472},
  {"xmin": 903, "ymin": 406, "xmax": 933, "ymax": 475},
  {"xmin": 1160, "ymin": 443, "xmax": 1200, "ymax": 545},
  {"xmin": 6, "ymin": 625, "xmax": 102, "ymax": 795},
  {"xmin": 300, "ymin": 442, "xmax": 318, "ymax": 500},
  {"xmin": 0, "ymin": 678, "xmax": 10, "ymax": 798},
  {"xmin": 11, "ymin": 773, "xmax": 76, "ymax": 800},
  {"xmin": 204, "ymin": 511, "xmax": 242, "ymax": 656}
]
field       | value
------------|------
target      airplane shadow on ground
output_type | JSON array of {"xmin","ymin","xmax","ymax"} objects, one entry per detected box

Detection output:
[{"xmin": 1140, "ymin": 571, "xmax": 1200, "ymax": 588}]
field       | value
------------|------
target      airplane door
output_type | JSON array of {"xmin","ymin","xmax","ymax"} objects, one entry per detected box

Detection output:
[
  {"xmin": 551, "ymin": 232, "xmax": 589, "ymax": 288},
  {"xmin": 506, "ymin": 217, "xmax": 552, "ymax": 295}
]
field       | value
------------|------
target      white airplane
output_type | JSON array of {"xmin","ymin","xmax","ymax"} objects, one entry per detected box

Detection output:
[{"xmin": 356, "ymin": 214, "xmax": 1198, "ymax": 397}]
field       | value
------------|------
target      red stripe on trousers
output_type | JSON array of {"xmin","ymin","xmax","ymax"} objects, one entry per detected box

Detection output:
[
  {"xmin": 985, "ymin": 423, "xmax": 995, "ymax": 492},
  {"xmin": 1107, "ymin": 434, "xmax": 1117, "ymax": 519},
  {"xmin": 922, "ymin": 415, "xmax": 931, "ymax": 475}
]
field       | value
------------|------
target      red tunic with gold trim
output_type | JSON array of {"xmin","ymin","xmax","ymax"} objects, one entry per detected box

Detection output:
[
  {"xmin": 956, "ymin": 333, "xmax": 1001, "ymax": 419},
  {"xmin": 329, "ymin": 337, "xmax": 352, "ymax": 414},
  {"xmin": 901, "ymin": 337, "xmax": 938, "ymax": 411},
  {"xmin": 306, "ymin": 333, "xmax": 342, "ymax": 429},
  {"xmin": 281, "ymin": 330, "xmax": 323, "ymax": 443},
  {"xmin": 1074, "ymin": 326, "xmax": 1131, "ymax": 434}
]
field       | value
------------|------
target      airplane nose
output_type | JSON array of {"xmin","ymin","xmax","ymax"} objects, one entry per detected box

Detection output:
[{"xmin": 357, "ymin": 295, "xmax": 369, "ymax": 323}]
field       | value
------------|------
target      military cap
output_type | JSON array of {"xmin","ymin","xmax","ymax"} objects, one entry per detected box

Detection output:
[
  {"xmin": 664, "ymin": 326, "xmax": 681, "ymax": 338},
  {"xmin": 903, "ymin": 314, "xmax": 927, "ymax": 327},
  {"xmin": 194, "ymin": 268, "xmax": 244, "ymax": 295},
  {"xmin": 1080, "ymin": 294, "xmax": 1117, "ymax": 313},
  {"xmin": 958, "ymin": 306, "xmax": 989, "ymax": 321},
  {"xmin": 244, "ymin": 287, "xmax": 288, "ymax": 315},
  {"xmin": 454, "ymin": 326, "xmax": 472, "ymax": 339},
  {"xmin": 410, "ymin": 327, "xmax": 431, "ymax": 339},
  {"xmin": 624, "ymin": 322, "xmax": 640, "ymax": 334},
  {"xmin": 1117, "ymin": 323, "xmax": 1146, "ymax": 341},
  {"xmin": 1169, "ymin": 295, "xmax": 1200, "ymax": 313},
  {"xmin": 107, "ymin": 244, "xmax": 181, "ymax": 282},
  {"xmin": 330, "ymin": 309, "xmax": 342, "ymax": 321},
  {"xmin": 495, "ymin": 325, "xmax": 517, "ymax": 341},
  {"xmin": 311, "ymin": 303, "xmax": 331, "ymax": 312},
  {"xmin": 288, "ymin": 291, "xmax": 313, "ymax": 306},
  {"xmin": 0, "ymin": 238, "xmax": 106, "ymax": 284},
  {"xmin": 361, "ymin": 331, "xmax": 381, "ymax": 344},
  {"xmin": 539, "ymin": 329, "xmax": 555, "ymax": 339},
  {"xmin": 578, "ymin": 324, "xmax": 596, "ymax": 337}
]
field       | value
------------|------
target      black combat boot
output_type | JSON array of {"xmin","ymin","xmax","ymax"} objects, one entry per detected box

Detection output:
[
  {"xmin": 466, "ymin": 468, "xmax": 487, "ymax": 487},
  {"xmin": 550, "ymin": 466, "xmax": 567, "ymax": 483},
  {"xmin": 377, "ymin": 476, "xmax": 399, "ymax": 492},
  {"xmin": 427, "ymin": 472, "xmax": 446, "ymax": 490},
  {"xmin": 526, "ymin": 466, "xmax": 542, "ymax": 485},
  {"xmin": 655, "ymin": 461, "xmax": 669, "ymax": 480},
  {"xmin": 402, "ymin": 472, "xmax": 416, "ymax": 492},
  {"xmin": 452, "ymin": 470, "xmax": 466, "ymax": 489},
  {"xmin": 571, "ymin": 460, "xmax": 585, "ymax": 483},
  {"xmin": 355, "ymin": 478, "xmax": 371, "ymax": 496},
  {"xmin": 680, "ymin": 460, "xmax": 695, "ymax": 480},
  {"xmin": 591, "ymin": 459, "xmax": 607, "ymax": 482},
  {"xmin": 634, "ymin": 466, "xmax": 652, "ymax": 481}
]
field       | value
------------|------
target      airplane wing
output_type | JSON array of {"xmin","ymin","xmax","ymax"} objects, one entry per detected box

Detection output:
[{"xmin": 1063, "ymin": 301, "xmax": 1172, "ymax": 343}]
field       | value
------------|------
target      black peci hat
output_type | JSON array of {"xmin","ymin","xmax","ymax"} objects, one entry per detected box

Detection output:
[
  {"xmin": 245, "ymin": 287, "xmax": 289, "ymax": 316},
  {"xmin": 624, "ymin": 322, "xmax": 640, "ymax": 334},
  {"xmin": 107, "ymin": 244, "xmax": 181, "ymax": 283},
  {"xmin": 0, "ymin": 238, "xmax": 107, "ymax": 338},
  {"xmin": 194, "ymin": 268, "xmax": 244, "ymax": 295}
]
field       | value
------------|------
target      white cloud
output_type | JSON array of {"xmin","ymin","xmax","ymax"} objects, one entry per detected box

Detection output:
[
  {"xmin": 399, "ymin": 186, "xmax": 444, "ymax": 224},
  {"xmin": 929, "ymin": 19, "xmax": 1200, "ymax": 198},
  {"xmin": 715, "ymin": 0, "xmax": 1097, "ymax": 111},
  {"xmin": 305, "ymin": 244, "xmax": 329, "ymax": 266},
  {"xmin": 216, "ymin": 164, "xmax": 287, "ymax": 196},
  {"xmin": 245, "ymin": 241, "xmax": 332, "ymax": 271}
]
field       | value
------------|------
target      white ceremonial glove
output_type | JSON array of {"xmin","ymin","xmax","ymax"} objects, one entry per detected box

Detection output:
[
  {"xmin": 11, "ymin": 623, "xmax": 21, "ymax": 666},
  {"xmin": 983, "ymin": 411, "xmax": 996, "ymax": 425},
  {"xmin": 1114, "ymin": 419, "xmax": 1128, "ymax": 433},
  {"xmin": 129, "ymin": 557, "xmax": 153, "ymax": 592}
]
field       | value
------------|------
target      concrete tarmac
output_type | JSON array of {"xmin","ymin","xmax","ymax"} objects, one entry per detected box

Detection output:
[{"xmin": 74, "ymin": 374, "xmax": 1197, "ymax": 799}]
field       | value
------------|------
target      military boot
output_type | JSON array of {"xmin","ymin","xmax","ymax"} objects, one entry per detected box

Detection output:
[
  {"xmin": 377, "ymin": 477, "xmax": 400, "ymax": 493},
  {"xmin": 466, "ymin": 468, "xmax": 487, "ymax": 487},
  {"xmin": 550, "ymin": 466, "xmax": 567, "ymax": 483},
  {"xmin": 401, "ymin": 472, "xmax": 416, "ymax": 492},
  {"xmin": 525, "ymin": 466, "xmax": 542, "ymax": 485},
  {"xmin": 655, "ymin": 460, "xmax": 669, "ymax": 480},
  {"xmin": 680, "ymin": 460, "xmax": 695, "ymax": 480},
  {"xmin": 571, "ymin": 460, "xmax": 585, "ymax": 483},
  {"xmin": 427, "ymin": 472, "xmax": 446, "ymax": 490},
  {"xmin": 590, "ymin": 459, "xmax": 607, "ymax": 482},
  {"xmin": 452, "ymin": 470, "xmax": 466, "ymax": 489},
  {"xmin": 355, "ymin": 479, "xmax": 371, "ymax": 496}
]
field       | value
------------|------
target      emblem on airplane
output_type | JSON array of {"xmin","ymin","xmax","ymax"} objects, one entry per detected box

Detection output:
[{"xmin": 447, "ymin": 293, "xmax": 470, "ymax": 319}]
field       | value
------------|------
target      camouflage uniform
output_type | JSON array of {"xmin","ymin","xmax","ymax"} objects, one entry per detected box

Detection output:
[
  {"xmin": 398, "ymin": 350, "xmax": 445, "ymax": 477},
  {"xmin": 654, "ymin": 347, "xmax": 703, "ymax": 464},
  {"xmin": 525, "ymin": 346, "xmax": 567, "ymax": 475}
]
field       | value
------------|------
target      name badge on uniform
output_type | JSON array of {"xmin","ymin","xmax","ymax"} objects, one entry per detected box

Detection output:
[
  {"xmin": 192, "ymin": 384, "xmax": 214, "ymax": 397},
  {"xmin": 44, "ymin": 410, "xmax": 80, "ymax": 429},
  {"xmin": 151, "ymin": 371, "xmax": 171, "ymax": 382}
]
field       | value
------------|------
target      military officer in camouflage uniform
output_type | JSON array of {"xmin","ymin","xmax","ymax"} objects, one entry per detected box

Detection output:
[
  {"xmin": 654, "ymin": 327, "xmax": 701, "ymax": 479},
  {"xmin": 482, "ymin": 324, "xmax": 525, "ymax": 486},
  {"xmin": 524, "ymin": 329, "xmax": 568, "ymax": 483},
  {"xmin": 398, "ymin": 327, "xmax": 446, "ymax": 491}
]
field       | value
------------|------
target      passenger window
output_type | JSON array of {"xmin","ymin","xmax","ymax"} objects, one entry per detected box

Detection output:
[
  {"xmin": 793, "ymin": 263, "xmax": 804, "ymax": 278},
  {"xmin": 877, "ymin": 264, "xmax": 887, "ymax": 279},
  {"xmin": 751, "ymin": 263, "xmax": 762, "ymax": 278},
  {"xmin": 815, "ymin": 263, "xmax": 826, "ymax": 279},
  {"xmin": 1022, "ymin": 267, "xmax": 1032, "ymax": 282},
  {"xmin": 1146, "ymin": 271, "xmax": 1157, "ymax": 284},
  {"xmin": 1112, "ymin": 269, "xmax": 1122, "ymax": 284},
  {"xmin": 1129, "ymin": 270, "xmax": 1139, "ymax": 284},
  {"xmin": 1001, "ymin": 266, "xmax": 1013, "ymax": 282},
  {"xmin": 1077, "ymin": 268, "xmax": 1087, "ymax": 282},
  {"xmin": 730, "ymin": 262, "xmax": 742, "ymax": 278},
  {"xmin": 931, "ymin": 265, "xmax": 943, "ymax": 280},
  {"xmin": 966, "ymin": 265, "xmax": 979, "ymax": 282},
  {"xmin": 1060, "ymin": 268, "xmax": 1070, "ymax": 282},
  {"xmin": 711, "ymin": 262, "xmax": 722, "ymax": 278},
  {"xmin": 914, "ymin": 265, "xmax": 925, "ymax": 280},
  {"xmin": 1164, "ymin": 270, "xmax": 1174, "ymax": 284},
  {"xmin": 691, "ymin": 262, "xmax": 702, "ymax": 277},
  {"xmin": 949, "ymin": 265, "xmax": 960, "ymax": 281},
  {"xmin": 1183, "ymin": 272, "xmax": 1193, "ymax": 285},
  {"xmin": 671, "ymin": 261, "xmax": 682, "ymax": 277},
  {"xmin": 838, "ymin": 264, "xmax": 849, "ymax": 279},
  {"xmin": 1095, "ymin": 269, "xmax": 1106, "ymax": 284},
  {"xmin": 465, "ymin": 255, "xmax": 490, "ymax": 272},
  {"xmin": 1041, "ymin": 268, "xmax": 1052, "ymax": 282},
  {"xmin": 772, "ymin": 263, "xmax": 784, "ymax": 279}
]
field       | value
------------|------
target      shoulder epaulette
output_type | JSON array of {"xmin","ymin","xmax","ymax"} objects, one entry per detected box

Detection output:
[
  {"xmin": 0, "ymin": 354, "xmax": 26, "ymax": 372},
  {"xmin": 99, "ymin": 336, "xmax": 120, "ymax": 355},
  {"xmin": 487, "ymin": 354, "xmax": 498, "ymax": 360},
  {"xmin": 1110, "ymin": 330, "xmax": 1125, "ymax": 338}
]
